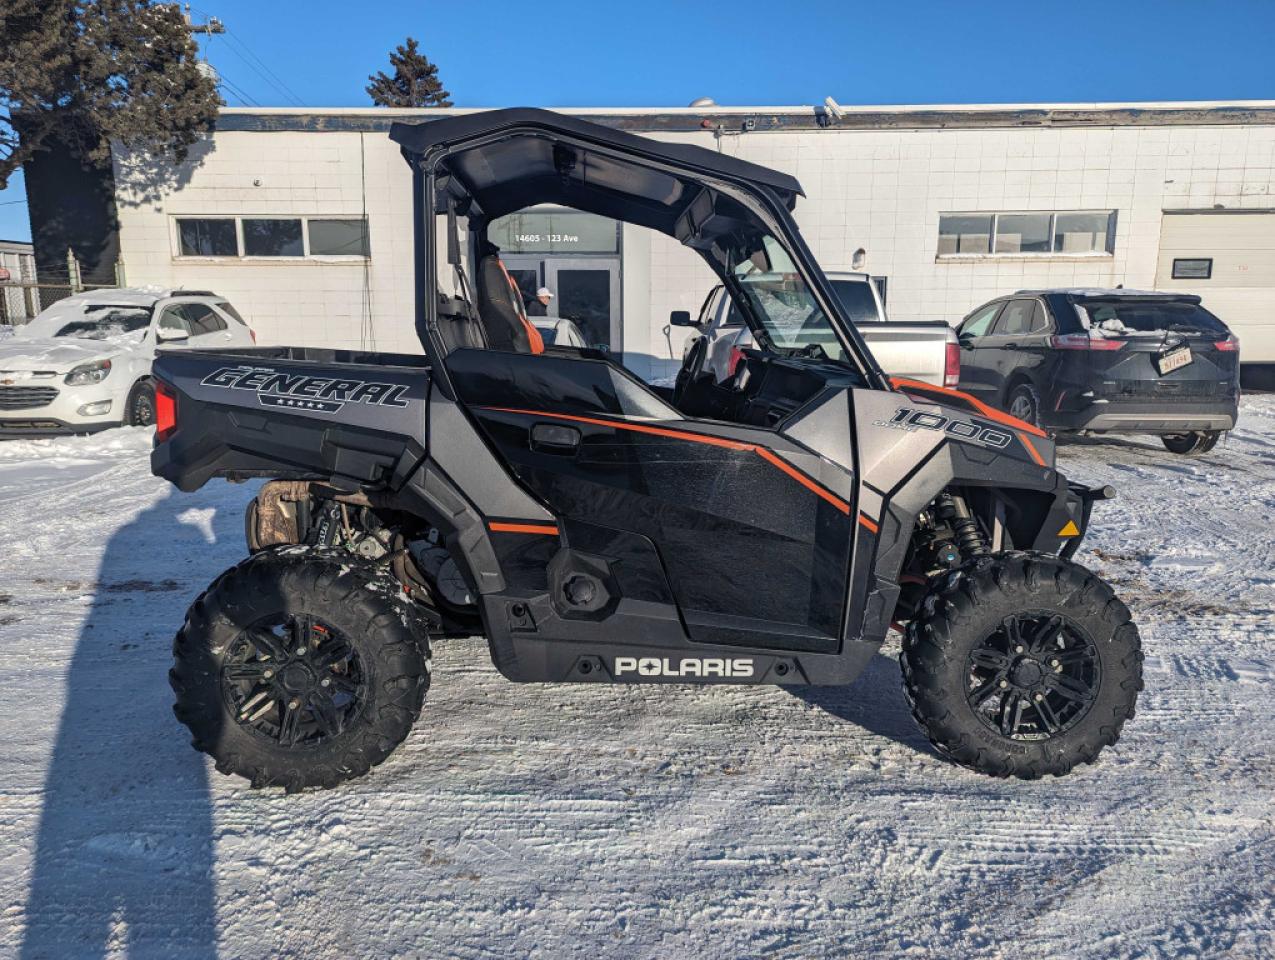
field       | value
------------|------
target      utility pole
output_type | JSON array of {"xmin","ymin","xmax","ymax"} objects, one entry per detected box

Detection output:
[{"xmin": 182, "ymin": 5, "xmax": 225, "ymax": 39}]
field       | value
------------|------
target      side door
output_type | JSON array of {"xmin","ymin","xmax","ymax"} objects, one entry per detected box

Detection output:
[
  {"xmin": 153, "ymin": 301, "xmax": 195, "ymax": 348},
  {"xmin": 1004, "ymin": 298, "xmax": 1054, "ymax": 394},
  {"xmin": 178, "ymin": 302, "xmax": 235, "ymax": 347},
  {"xmin": 955, "ymin": 300, "xmax": 1005, "ymax": 399},
  {"xmin": 981, "ymin": 298, "xmax": 1039, "ymax": 400},
  {"xmin": 448, "ymin": 348, "xmax": 857, "ymax": 654}
]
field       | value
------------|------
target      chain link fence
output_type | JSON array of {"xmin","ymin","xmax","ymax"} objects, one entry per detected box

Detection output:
[{"xmin": 0, "ymin": 249, "xmax": 122, "ymax": 328}]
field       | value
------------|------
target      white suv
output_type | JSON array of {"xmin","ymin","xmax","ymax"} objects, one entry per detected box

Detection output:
[{"xmin": 0, "ymin": 288, "xmax": 255, "ymax": 437}]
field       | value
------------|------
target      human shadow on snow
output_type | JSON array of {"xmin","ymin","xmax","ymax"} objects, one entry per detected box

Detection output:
[{"xmin": 21, "ymin": 488, "xmax": 236, "ymax": 959}]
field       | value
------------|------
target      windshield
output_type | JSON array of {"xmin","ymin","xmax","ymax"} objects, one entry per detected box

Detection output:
[
  {"xmin": 1075, "ymin": 299, "xmax": 1228, "ymax": 337},
  {"xmin": 730, "ymin": 236, "xmax": 847, "ymax": 362},
  {"xmin": 55, "ymin": 308, "xmax": 152, "ymax": 340},
  {"xmin": 18, "ymin": 303, "xmax": 153, "ymax": 342}
]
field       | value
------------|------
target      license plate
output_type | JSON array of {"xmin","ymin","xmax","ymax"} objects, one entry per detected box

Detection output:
[{"xmin": 1156, "ymin": 345, "xmax": 1193, "ymax": 375}]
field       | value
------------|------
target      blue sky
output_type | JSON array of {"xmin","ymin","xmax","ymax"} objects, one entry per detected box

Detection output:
[{"xmin": 4, "ymin": 0, "xmax": 1274, "ymax": 241}]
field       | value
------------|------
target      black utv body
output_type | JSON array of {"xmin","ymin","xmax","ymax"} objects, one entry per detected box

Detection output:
[{"xmin": 153, "ymin": 110, "xmax": 1142, "ymax": 790}]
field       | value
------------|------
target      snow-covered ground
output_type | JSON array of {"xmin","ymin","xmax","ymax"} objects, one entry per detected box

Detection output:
[{"xmin": 0, "ymin": 404, "xmax": 1273, "ymax": 959}]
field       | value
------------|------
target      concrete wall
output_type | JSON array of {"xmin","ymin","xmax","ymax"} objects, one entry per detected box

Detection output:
[
  {"xmin": 112, "ymin": 111, "xmax": 1275, "ymax": 375},
  {"xmin": 114, "ymin": 131, "xmax": 419, "ymax": 354}
]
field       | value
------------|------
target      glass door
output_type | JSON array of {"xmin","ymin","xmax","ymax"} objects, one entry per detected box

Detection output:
[{"xmin": 542, "ymin": 258, "xmax": 621, "ymax": 353}]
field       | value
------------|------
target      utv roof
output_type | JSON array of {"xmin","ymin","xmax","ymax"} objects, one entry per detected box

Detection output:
[
  {"xmin": 388, "ymin": 108, "xmax": 804, "ymax": 231},
  {"xmin": 1018, "ymin": 287, "xmax": 1203, "ymax": 303}
]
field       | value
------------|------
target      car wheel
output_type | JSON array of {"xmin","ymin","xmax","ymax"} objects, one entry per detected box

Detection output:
[
  {"xmin": 1161, "ymin": 431, "xmax": 1222, "ymax": 457},
  {"xmin": 126, "ymin": 378, "xmax": 156, "ymax": 426},
  {"xmin": 1006, "ymin": 383, "xmax": 1041, "ymax": 428}
]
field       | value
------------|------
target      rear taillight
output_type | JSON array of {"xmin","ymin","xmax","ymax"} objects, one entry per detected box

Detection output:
[
  {"xmin": 943, "ymin": 340, "xmax": 961, "ymax": 387},
  {"xmin": 1214, "ymin": 334, "xmax": 1239, "ymax": 352},
  {"xmin": 1051, "ymin": 333, "xmax": 1125, "ymax": 351},
  {"xmin": 155, "ymin": 381, "xmax": 177, "ymax": 442}
]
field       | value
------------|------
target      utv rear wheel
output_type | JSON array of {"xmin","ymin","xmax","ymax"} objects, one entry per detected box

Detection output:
[
  {"xmin": 901, "ymin": 552, "xmax": 1142, "ymax": 779},
  {"xmin": 170, "ymin": 548, "xmax": 432, "ymax": 792},
  {"xmin": 1161, "ymin": 430, "xmax": 1221, "ymax": 457}
]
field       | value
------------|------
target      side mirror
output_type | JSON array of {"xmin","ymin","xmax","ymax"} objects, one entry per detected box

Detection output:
[
  {"xmin": 156, "ymin": 326, "xmax": 189, "ymax": 343},
  {"xmin": 669, "ymin": 310, "xmax": 695, "ymax": 328},
  {"xmin": 957, "ymin": 332, "xmax": 975, "ymax": 348}
]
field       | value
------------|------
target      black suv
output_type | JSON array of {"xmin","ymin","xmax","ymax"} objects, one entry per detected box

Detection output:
[{"xmin": 955, "ymin": 289, "xmax": 1240, "ymax": 455}]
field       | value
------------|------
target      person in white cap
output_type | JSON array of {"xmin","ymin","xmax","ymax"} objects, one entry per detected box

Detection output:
[{"xmin": 526, "ymin": 286, "xmax": 554, "ymax": 317}]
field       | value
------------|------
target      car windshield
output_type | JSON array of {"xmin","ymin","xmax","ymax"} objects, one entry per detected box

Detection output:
[
  {"xmin": 18, "ymin": 303, "xmax": 153, "ymax": 341},
  {"xmin": 1075, "ymin": 299, "xmax": 1228, "ymax": 337},
  {"xmin": 730, "ymin": 236, "xmax": 848, "ymax": 361},
  {"xmin": 829, "ymin": 279, "xmax": 880, "ymax": 325}
]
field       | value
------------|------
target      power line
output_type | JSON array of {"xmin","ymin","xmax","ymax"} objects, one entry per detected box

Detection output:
[
  {"xmin": 220, "ymin": 29, "xmax": 306, "ymax": 107},
  {"xmin": 217, "ymin": 72, "xmax": 261, "ymax": 108},
  {"xmin": 186, "ymin": 4, "xmax": 306, "ymax": 107}
]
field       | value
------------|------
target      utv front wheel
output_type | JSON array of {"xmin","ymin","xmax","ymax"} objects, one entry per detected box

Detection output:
[
  {"xmin": 1161, "ymin": 430, "xmax": 1221, "ymax": 457},
  {"xmin": 901, "ymin": 553, "xmax": 1142, "ymax": 779},
  {"xmin": 170, "ymin": 548, "xmax": 431, "ymax": 792}
]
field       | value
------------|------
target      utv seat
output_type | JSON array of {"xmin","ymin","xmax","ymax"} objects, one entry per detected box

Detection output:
[{"xmin": 476, "ymin": 255, "xmax": 544, "ymax": 355}]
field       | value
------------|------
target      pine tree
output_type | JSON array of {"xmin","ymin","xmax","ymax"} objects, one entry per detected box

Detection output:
[
  {"xmin": 366, "ymin": 37, "xmax": 452, "ymax": 108},
  {"xmin": 0, "ymin": 0, "xmax": 221, "ymax": 188}
]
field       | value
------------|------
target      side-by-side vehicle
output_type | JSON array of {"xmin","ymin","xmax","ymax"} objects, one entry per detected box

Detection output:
[{"xmin": 153, "ymin": 110, "xmax": 1142, "ymax": 791}]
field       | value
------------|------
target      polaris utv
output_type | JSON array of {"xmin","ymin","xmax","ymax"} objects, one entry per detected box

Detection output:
[{"xmin": 153, "ymin": 109, "xmax": 1142, "ymax": 791}]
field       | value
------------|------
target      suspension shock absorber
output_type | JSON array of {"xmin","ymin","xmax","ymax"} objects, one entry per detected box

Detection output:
[{"xmin": 937, "ymin": 492, "xmax": 989, "ymax": 560}]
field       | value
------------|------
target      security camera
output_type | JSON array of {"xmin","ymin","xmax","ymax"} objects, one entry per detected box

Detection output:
[{"xmin": 823, "ymin": 96, "xmax": 846, "ymax": 120}]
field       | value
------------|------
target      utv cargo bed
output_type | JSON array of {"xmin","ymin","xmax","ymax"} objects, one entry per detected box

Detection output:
[{"xmin": 151, "ymin": 346, "xmax": 432, "ymax": 492}]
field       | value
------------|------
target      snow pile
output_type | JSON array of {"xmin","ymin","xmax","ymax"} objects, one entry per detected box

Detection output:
[{"xmin": 0, "ymin": 408, "xmax": 1272, "ymax": 958}]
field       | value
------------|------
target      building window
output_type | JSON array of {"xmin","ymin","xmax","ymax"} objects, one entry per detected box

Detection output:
[
  {"xmin": 938, "ymin": 211, "xmax": 1115, "ymax": 258},
  {"xmin": 242, "ymin": 218, "xmax": 304, "ymax": 257},
  {"xmin": 487, "ymin": 209, "xmax": 620, "ymax": 254},
  {"xmin": 308, "ymin": 218, "xmax": 370, "ymax": 257},
  {"xmin": 177, "ymin": 218, "xmax": 238, "ymax": 257},
  {"xmin": 937, "ymin": 214, "xmax": 993, "ymax": 255},
  {"xmin": 1172, "ymin": 257, "xmax": 1212, "ymax": 279},
  {"xmin": 172, "ymin": 216, "xmax": 371, "ymax": 260}
]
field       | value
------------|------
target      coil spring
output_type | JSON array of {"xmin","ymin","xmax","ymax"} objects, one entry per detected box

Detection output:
[{"xmin": 938, "ymin": 492, "xmax": 989, "ymax": 560}]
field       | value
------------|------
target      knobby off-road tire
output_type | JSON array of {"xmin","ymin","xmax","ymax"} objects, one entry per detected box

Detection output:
[
  {"xmin": 901, "ymin": 552, "xmax": 1142, "ymax": 779},
  {"xmin": 1161, "ymin": 430, "xmax": 1222, "ymax": 457},
  {"xmin": 170, "ymin": 547, "xmax": 432, "ymax": 792}
]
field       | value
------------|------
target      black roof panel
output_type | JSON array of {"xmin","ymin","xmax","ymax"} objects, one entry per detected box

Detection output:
[{"xmin": 389, "ymin": 107, "xmax": 803, "ymax": 206}]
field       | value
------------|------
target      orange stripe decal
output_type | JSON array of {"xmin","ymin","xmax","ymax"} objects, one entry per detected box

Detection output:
[
  {"xmin": 858, "ymin": 513, "xmax": 879, "ymax": 534},
  {"xmin": 889, "ymin": 376, "xmax": 1048, "ymax": 439},
  {"xmin": 489, "ymin": 521, "xmax": 560, "ymax": 536},
  {"xmin": 1017, "ymin": 432, "xmax": 1046, "ymax": 467},
  {"xmin": 753, "ymin": 447, "xmax": 851, "ymax": 514},
  {"xmin": 481, "ymin": 406, "xmax": 851, "ymax": 515}
]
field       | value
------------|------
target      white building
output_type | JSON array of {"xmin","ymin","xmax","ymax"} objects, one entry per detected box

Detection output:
[{"xmin": 106, "ymin": 101, "xmax": 1275, "ymax": 378}]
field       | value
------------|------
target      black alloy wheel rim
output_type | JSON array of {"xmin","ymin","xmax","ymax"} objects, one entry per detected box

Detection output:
[
  {"xmin": 965, "ymin": 612, "xmax": 1101, "ymax": 741},
  {"xmin": 220, "ymin": 615, "xmax": 366, "ymax": 747}
]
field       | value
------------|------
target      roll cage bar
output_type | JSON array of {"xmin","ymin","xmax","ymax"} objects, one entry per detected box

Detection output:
[{"xmin": 390, "ymin": 108, "xmax": 889, "ymax": 396}]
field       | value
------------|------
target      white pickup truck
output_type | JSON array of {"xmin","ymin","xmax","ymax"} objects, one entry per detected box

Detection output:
[{"xmin": 678, "ymin": 272, "xmax": 959, "ymax": 387}]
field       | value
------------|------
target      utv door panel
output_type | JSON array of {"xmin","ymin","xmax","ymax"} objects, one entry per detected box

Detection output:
[{"xmin": 451, "ymin": 350, "xmax": 855, "ymax": 652}]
